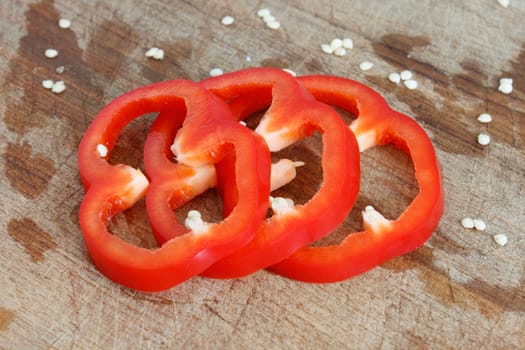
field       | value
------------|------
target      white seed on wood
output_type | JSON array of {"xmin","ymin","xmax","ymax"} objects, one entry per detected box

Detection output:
[
  {"xmin": 359, "ymin": 61, "xmax": 373, "ymax": 71},
  {"xmin": 477, "ymin": 113, "xmax": 492, "ymax": 123},
  {"xmin": 400, "ymin": 70, "xmax": 413, "ymax": 81},
  {"xmin": 461, "ymin": 217, "xmax": 475, "ymax": 229},
  {"xmin": 321, "ymin": 44, "xmax": 334, "ymax": 54},
  {"xmin": 342, "ymin": 38, "xmax": 354, "ymax": 49},
  {"xmin": 333, "ymin": 47, "xmax": 346, "ymax": 56},
  {"xmin": 58, "ymin": 18, "xmax": 71, "ymax": 29},
  {"xmin": 56, "ymin": 66, "xmax": 65, "ymax": 74},
  {"xmin": 209, "ymin": 68, "xmax": 224, "ymax": 77},
  {"xmin": 388, "ymin": 72, "xmax": 401, "ymax": 84},
  {"xmin": 51, "ymin": 80, "xmax": 66, "ymax": 94},
  {"xmin": 257, "ymin": 8, "xmax": 271, "ymax": 17},
  {"xmin": 404, "ymin": 79, "xmax": 418, "ymax": 90},
  {"xmin": 498, "ymin": 0, "xmax": 510, "ymax": 8},
  {"xmin": 152, "ymin": 48, "xmax": 164, "ymax": 60},
  {"xmin": 473, "ymin": 219, "xmax": 487, "ymax": 231},
  {"xmin": 477, "ymin": 133, "xmax": 491, "ymax": 145},
  {"xmin": 330, "ymin": 38, "xmax": 343, "ymax": 49},
  {"xmin": 498, "ymin": 78, "xmax": 513, "ymax": 94},
  {"xmin": 221, "ymin": 15, "xmax": 234, "ymax": 26},
  {"xmin": 44, "ymin": 49, "xmax": 58, "ymax": 58},
  {"xmin": 262, "ymin": 14, "xmax": 276, "ymax": 23},
  {"xmin": 42, "ymin": 79, "xmax": 54, "ymax": 89},
  {"xmin": 266, "ymin": 20, "xmax": 280, "ymax": 29},
  {"xmin": 257, "ymin": 9, "xmax": 280, "ymax": 29},
  {"xmin": 145, "ymin": 47, "xmax": 164, "ymax": 60},
  {"xmin": 493, "ymin": 233, "xmax": 508, "ymax": 246},
  {"xmin": 145, "ymin": 47, "xmax": 159, "ymax": 58}
]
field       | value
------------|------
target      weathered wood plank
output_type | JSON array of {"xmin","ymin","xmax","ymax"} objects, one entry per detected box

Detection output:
[{"xmin": 0, "ymin": 0, "xmax": 523, "ymax": 349}]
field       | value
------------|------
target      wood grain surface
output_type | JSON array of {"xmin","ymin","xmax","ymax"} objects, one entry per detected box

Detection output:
[{"xmin": 1, "ymin": 0, "xmax": 524, "ymax": 349}]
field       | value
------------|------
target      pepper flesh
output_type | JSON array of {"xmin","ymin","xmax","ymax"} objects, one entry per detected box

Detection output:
[
  {"xmin": 162, "ymin": 67, "xmax": 361, "ymax": 279},
  {"xmin": 78, "ymin": 80, "xmax": 271, "ymax": 292},
  {"xmin": 268, "ymin": 75, "xmax": 444, "ymax": 282}
]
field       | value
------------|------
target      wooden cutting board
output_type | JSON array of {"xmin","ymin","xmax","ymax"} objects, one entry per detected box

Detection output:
[{"xmin": 1, "ymin": 0, "xmax": 524, "ymax": 348}]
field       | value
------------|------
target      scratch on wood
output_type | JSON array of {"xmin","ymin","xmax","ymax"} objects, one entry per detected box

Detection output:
[
  {"xmin": 447, "ymin": 268, "xmax": 456, "ymax": 304},
  {"xmin": 203, "ymin": 303, "xmax": 232, "ymax": 326}
]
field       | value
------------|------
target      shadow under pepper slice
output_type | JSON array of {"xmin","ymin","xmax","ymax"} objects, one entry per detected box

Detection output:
[
  {"xmin": 78, "ymin": 80, "xmax": 271, "ymax": 292},
  {"xmin": 267, "ymin": 75, "xmax": 444, "ymax": 283}
]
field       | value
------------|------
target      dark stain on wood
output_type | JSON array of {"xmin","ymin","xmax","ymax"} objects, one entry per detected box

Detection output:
[
  {"xmin": 369, "ymin": 34, "xmax": 485, "ymax": 156},
  {"xmin": 84, "ymin": 14, "xmax": 190, "ymax": 89},
  {"xmin": 379, "ymin": 34, "xmax": 431, "ymax": 55},
  {"xmin": 372, "ymin": 34, "xmax": 524, "ymax": 154},
  {"xmin": 371, "ymin": 33, "xmax": 449, "ymax": 85},
  {"xmin": 464, "ymin": 276, "xmax": 525, "ymax": 313},
  {"xmin": 84, "ymin": 16, "xmax": 138, "ymax": 86},
  {"xmin": 139, "ymin": 38, "xmax": 192, "ymax": 83},
  {"xmin": 506, "ymin": 43, "xmax": 525, "ymax": 94},
  {"xmin": 383, "ymin": 241, "xmax": 525, "ymax": 317},
  {"xmin": 0, "ymin": 307, "xmax": 15, "ymax": 332},
  {"xmin": 1, "ymin": 0, "xmax": 101, "ymax": 141},
  {"xmin": 450, "ymin": 60, "xmax": 490, "ymax": 100},
  {"xmin": 428, "ymin": 231, "xmax": 470, "ymax": 257},
  {"xmin": 4, "ymin": 141, "xmax": 56, "ymax": 199},
  {"xmin": 7, "ymin": 217, "xmax": 57, "ymax": 263},
  {"xmin": 449, "ymin": 58, "xmax": 524, "ymax": 152},
  {"xmin": 260, "ymin": 57, "xmax": 291, "ymax": 69},
  {"xmin": 381, "ymin": 245, "xmax": 434, "ymax": 273},
  {"xmin": 304, "ymin": 58, "xmax": 323, "ymax": 73},
  {"xmin": 2, "ymin": 0, "xmax": 60, "ymax": 134}
]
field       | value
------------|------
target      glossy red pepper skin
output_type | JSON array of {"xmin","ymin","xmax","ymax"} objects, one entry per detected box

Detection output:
[
  {"xmin": 189, "ymin": 68, "xmax": 360, "ymax": 278},
  {"xmin": 268, "ymin": 75, "xmax": 444, "ymax": 283},
  {"xmin": 78, "ymin": 80, "xmax": 271, "ymax": 292}
]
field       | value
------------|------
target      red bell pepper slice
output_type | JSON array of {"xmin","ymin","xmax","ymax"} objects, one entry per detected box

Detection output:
[
  {"xmin": 150, "ymin": 67, "xmax": 360, "ymax": 279},
  {"xmin": 78, "ymin": 80, "xmax": 271, "ymax": 291},
  {"xmin": 268, "ymin": 75, "xmax": 444, "ymax": 282}
]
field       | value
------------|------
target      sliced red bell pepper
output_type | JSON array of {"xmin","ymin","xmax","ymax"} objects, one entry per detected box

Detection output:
[
  {"xmin": 192, "ymin": 67, "xmax": 360, "ymax": 278},
  {"xmin": 78, "ymin": 80, "xmax": 271, "ymax": 292},
  {"xmin": 268, "ymin": 75, "xmax": 444, "ymax": 282}
]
